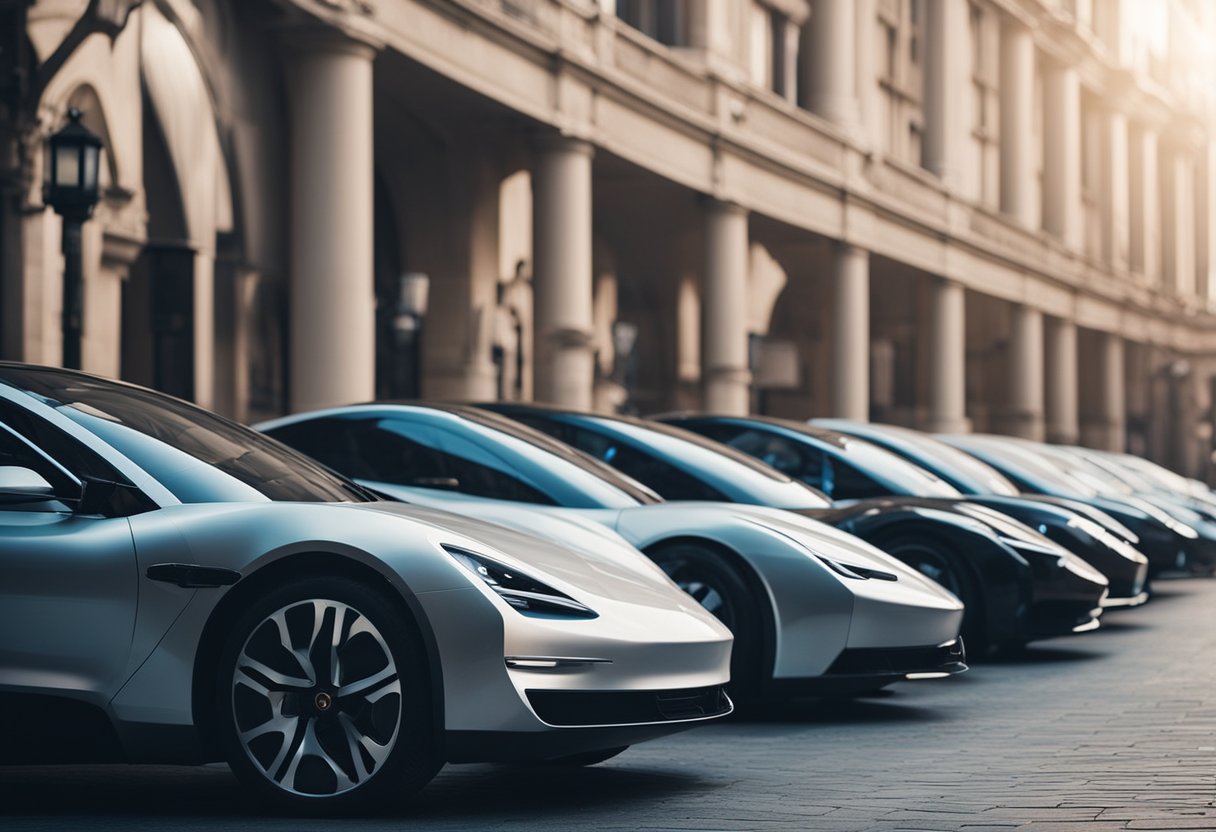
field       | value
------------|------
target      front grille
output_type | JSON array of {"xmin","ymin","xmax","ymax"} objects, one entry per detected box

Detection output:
[
  {"xmin": 527, "ymin": 686, "xmax": 731, "ymax": 727},
  {"xmin": 825, "ymin": 640, "xmax": 966, "ymax": 677}
]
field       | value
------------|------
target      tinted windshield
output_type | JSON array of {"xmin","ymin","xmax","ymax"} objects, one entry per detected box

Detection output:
[
  {"xmin": 452, "ymin": 408, "xmax": 661, "ymax": 506},
  {"xmin": 942, "ymin": 435, "xmax": 1098, "ymax": 498},
  {"xmin": 821, "ymin": 421, "xmax": 1020, "ymax": 496},
  {"xmin": 0, "ymin": 366, "xmax": 367, "ymax": 503},
  {"xmin": 812, "ymin": 430, "xmax": 961, "ymax": 498},
  {"xmin": 266, "ymin": 406, "xmax": 659, "ymax": 510},
  {"xmin": 507, "ymin": 411, "xmax": 833, "ymax": 510}
]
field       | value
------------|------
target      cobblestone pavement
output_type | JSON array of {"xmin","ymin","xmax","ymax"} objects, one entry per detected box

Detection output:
[{"xmin": 5, "ymin": 577, "xmax": 1216, "ymax": 832}]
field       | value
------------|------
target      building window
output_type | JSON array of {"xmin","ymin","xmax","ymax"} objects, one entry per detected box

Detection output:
[
  {"xmin": 618, "ymin": 0, "xmax": 684, "ymax": 46},
  {"xmin": 877, "ymin": 0, "xmax": 923, "ymax": 166},
  {"xmin": 770, "ymin": 8, "xmax": 789, "ymax": 98}
]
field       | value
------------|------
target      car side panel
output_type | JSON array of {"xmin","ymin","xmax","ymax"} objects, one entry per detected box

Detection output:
[
  {"xmin": 0, "ymin": 510, "xmax": 138, "ymax": 700},
  {"xmin": 610, "ymin": 507, "xmax": 855, "ymax": 680}
]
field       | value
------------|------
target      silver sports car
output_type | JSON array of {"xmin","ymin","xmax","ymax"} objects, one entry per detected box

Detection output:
[
  {"xmin": 258, "ymin": 404, "xmax": 968, "ymax": 702},
  {"xmin": 0, "ymin": 364, "xmax": 733, "ymax": 812}
]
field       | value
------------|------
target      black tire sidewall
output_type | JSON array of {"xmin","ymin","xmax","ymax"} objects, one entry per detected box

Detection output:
[
  {"xmin": 215, "ymin": 575, "xmax": 440, "ymax": 815},
  {"xmin": 871, "ymin": 534, "xmax": 986, "ymax": 650},
  {"xmin": 649, "ymin": 542, "xmax": 764, "ymax": 701}
]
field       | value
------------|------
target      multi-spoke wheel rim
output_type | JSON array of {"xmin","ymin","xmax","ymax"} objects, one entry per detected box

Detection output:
[{"xmin": 231, "ymin": 599, "xmax": 402, "ymax": 798}]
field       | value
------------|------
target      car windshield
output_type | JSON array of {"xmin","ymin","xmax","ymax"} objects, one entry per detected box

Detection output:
[
  {"xmin": 942, "ymin": 435, "xmax": 1099, "ymax": 498},
  {"xmin": 580, "ymin": 416, "xmax": 833, "ymax": 509},
  {"xmin": 802, "ymin": 427, "xmax": 962, "ymax": 498},
  {"xmin": 820, "ymin": 421, "xmax": 1021, "ymax": 496},
  {"xmin": 450, "ymin": 408, "xmax": 662, "ymax": 506},
  {"xmin": 0, "ymin": 366, "xmax": 369, "ymax": 504}
]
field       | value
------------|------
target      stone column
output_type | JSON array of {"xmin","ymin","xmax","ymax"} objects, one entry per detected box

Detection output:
[
  {"xmin": 854, "ymin": 0, "xmax": 880, "ymax": 147},
  {"xmin": 924, "ymin": 278, "xmax": 968, "ymax": 434},
  {"xmin": 423, "ymin": 152, "xmax": 501, "ymax": 401},
  {"xmin": 1129, "ymin": 125, "xmax": 1160, "ymax": 283},
  {"xmin": 1042, "ymin": 64, "xmax": 1082, "ymax": 249},
  {"xmin": 922, "ymin": 0, "xmax": 971, "ymax": 191},
  {"xmin": 1045, "ymin": 316, "xmax": 1079, "ymax": 445},
  {"xmin": 1081, "ymin": 332, "xmax": 1125, "ymax": 452},
  {"xmin": 1103, "ymin": 110, "xmax": 1131, "ymax": 269},
  {"xmin": 283, "ymin": 30, "xmax": 377, "ymax": 413},
  {"xmin": 999, "ymin": 19, "xmax": 1036, "ymax": 228},
  {"xmin": 1162, "ymin": 148, "xmax": 1197, "ymax": 297},
  {"xmin": 831, "ymin": 244, "xmax": 869, "ymax": 420},
  {"xmin": 1006, "ymin": 305, "xmax": 1045, "ymax": 440},
  {"xmin": 1201, "ymin": 140, "xmax": 1216, "ymax": 302},
  {"xmin": 532, "ymin": 137, "xmax": 595, "ymax": 409},
  {"xmin": 702, "ymin": 200, "xmax": 751, "ymax": 415},
  {"xmin": 806, "ymin": 0, "xmax": 859, "ymax": 131}
]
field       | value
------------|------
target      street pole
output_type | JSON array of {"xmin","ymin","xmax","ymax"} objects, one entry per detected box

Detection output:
[{"xmin": 60, "ymin": 216, "xmax": 83, "ymax": 368}]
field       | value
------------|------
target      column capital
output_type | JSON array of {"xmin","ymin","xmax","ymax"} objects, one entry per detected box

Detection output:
[
  {"xmin": 533, "ymin": 133, "xmax": 596, "ymax": 159},
  {"xmin": 703, "ymin": 197, "xmax": 748, "ymax": 218},
  {"xmin": 277, "ymin": 23, "xmax": 383, "ymax": 60}
]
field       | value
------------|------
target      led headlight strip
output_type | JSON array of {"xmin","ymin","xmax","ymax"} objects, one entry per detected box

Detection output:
[{"xmin": 443, "ymin": 545, "xmax": 598, "ymax": 619}]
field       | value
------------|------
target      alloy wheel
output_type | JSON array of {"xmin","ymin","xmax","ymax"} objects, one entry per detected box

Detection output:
[{"xmin": 231, "ymin": 599, "xmax": 403, "ymax": 798}]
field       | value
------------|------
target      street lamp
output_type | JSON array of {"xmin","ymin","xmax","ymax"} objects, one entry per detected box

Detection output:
[
  {"xmin": 392, "ymin": 272, "xmax": 430, "ymax": 397},
  {"xmin": 43, "ymin": 107, "xmax": 102, "ymax": 370}
]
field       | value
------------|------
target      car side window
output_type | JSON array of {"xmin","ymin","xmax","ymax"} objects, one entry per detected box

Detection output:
[
  {"xmin": 298, "ymin": 417, "xmax": 554, "ymax": 505},
  {"xmin": 546, "ymin": 423, "xmax": 726, "ymax": 502},
  {"xmin": 0, "ymin": 399, "xmax": 123, "ymax": 498},
  {"xmin": 720, "ymin": 429, "xmax": 832, "ymax": 491},
  {"xmin": 266, "ymin": 417, "xmax": 386, "ymax": 480},
  {"xmin": 826, "ymin": 458, "xmax": 891, "ymax": 500}
]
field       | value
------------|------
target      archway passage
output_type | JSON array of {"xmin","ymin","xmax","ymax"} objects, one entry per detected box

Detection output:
[{"xmin": 121, "ymin": 92, "xmax": 194, "ymax": 400}]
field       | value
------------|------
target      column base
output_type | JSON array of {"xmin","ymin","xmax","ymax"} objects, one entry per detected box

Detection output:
[
  {"xmin": 920, "ymin": 415, "xmax": 972, "ymax": 435},
  {"xmin": 994, "ymin": 411, "xmax": 1045, "ymax": 442}
]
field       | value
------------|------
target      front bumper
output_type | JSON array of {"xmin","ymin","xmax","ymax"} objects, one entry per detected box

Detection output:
[
  {"xmin": 768, "ymin": 638, "xmax": 967, "ymax": 697},
  {"xmin": 445, "ymin": 687, "xmax": 732, "ymax": 762},
  {"xmin": 417, "ymin": 585, "xmax": 733, "ymax": 764},
  {"xmin": 1027, "ymin": 592, "xmax": 1106, "ymax": 640}
]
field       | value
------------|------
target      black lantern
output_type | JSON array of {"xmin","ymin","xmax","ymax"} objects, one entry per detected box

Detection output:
[
  {"xmin": 44, "ymin": 107, "xmax": 103, "ymax": 370},
  {"xmin": 45, "ymin": 107, "xmax": 102, "ymax": 222}
]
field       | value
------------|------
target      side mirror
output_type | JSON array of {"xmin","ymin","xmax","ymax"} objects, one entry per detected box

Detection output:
[{"xmin": 0, "ymin": 466, "xmax": 56, "ymax": 505}]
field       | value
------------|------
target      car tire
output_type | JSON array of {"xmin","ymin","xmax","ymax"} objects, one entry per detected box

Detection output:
[
  {"xmin": 649, "ymin": 541, "xmax": 764, "ymax": 703},
  {"xmin": 216, "ymin": 575, "xmax": 440, "ymax": 814},
  {"xmin": 871, "ymin": 536, "xmax": 987, "ymax": 652}
]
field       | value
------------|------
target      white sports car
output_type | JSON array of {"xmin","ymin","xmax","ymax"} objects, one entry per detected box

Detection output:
[
  {"xmin": 258, "ymin": 404, "xmax": 968, "ymax": 702},
  {"xmin": 0, "ymin": 365, "xmax": 732, "ymax": 812}
]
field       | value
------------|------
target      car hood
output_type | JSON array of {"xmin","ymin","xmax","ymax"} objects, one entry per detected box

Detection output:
[{"xmin": 355, "ymin": 497, "xmax": 723, "ymax": 627}]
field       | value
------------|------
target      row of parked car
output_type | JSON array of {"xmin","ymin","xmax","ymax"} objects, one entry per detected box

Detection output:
[{"xmin": 1, "ymin": 362, "xmax": 1207, "ymax": 813}]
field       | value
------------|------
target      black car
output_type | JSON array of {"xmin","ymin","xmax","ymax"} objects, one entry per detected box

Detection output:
[
  {"xmin": 937, "ymin": 432, "xmax": 1212, "ymax": 576},
  {"xmin": 482, "ymin": 404, "xmax": 1110, "ymax": 653},
  {"xmin": 660, "ymin": 414, "xmax": 1148, "ymax": 607}
]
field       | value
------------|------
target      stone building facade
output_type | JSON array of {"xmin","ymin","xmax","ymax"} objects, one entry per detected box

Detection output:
[{"xmin": 3, "ymin": 0, "xmax": 1216, "ymax": 475}]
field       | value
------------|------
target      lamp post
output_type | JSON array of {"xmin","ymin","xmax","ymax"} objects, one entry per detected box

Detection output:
[
  {"xmin": 393, "ymin": 272, "xmax": 429, "ymax": 397},
  {"xmin": 43, "ymin": 107, "xmax": 102, "ymax": 370}
]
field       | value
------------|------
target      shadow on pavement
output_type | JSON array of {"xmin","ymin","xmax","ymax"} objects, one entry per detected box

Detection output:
[
  {"xmin": 411, "ymin": 763, "xmax": 716, "ymax": 820},
  {"xmin": 980, "ymin": 644, "xmax": 1107, "ymax": 665},
  {"xmin": 731, "ymin": 696, "xmax": 950, "ymax": 725},
  {"xmin": 0, "ymin": 760, "xmax": 715, "ymax": 823}
]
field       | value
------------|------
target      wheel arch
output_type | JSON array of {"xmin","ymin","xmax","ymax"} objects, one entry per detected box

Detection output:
[
  {"xmin": 859, "ymin": 518, "xmax": 1029, "ymax": 648},
  {"xmin": 642, "ymin": 535, "xmax": 778, "ymax": 691},
  {"xmin": 190, "ymin": 550, "xmax": 446, "ymax": 761}
]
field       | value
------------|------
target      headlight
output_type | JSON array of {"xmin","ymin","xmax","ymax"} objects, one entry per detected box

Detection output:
[
  {"xmin": 817, "ymin": 556, "xmax": 898, "ymax": 582},
  {"xmin": 1002, "ymin": 538, "xmax": 1106, "ymax": 584},
  {"xmin": 444, "ymin": 545, "xmax": 597, "ymax": 619}
]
